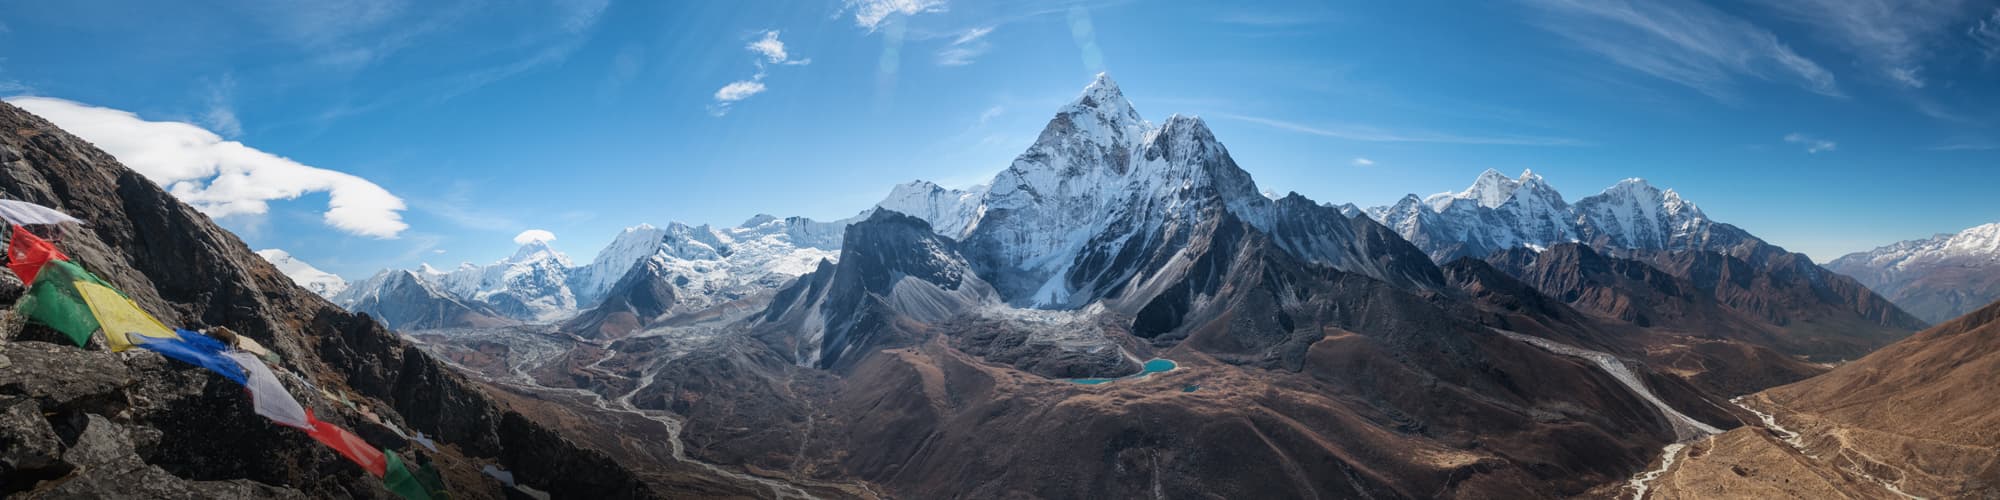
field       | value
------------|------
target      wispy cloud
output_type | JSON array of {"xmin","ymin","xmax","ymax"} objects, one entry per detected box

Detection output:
[
  {"xmin": 1518, "ymin": 0, "xmax": 1841, "ymax": 100},
  {"xmin": 846, "ymin": 0, "xmax": 948, "ymax": 31},
  {"xmin": 1351, "ymin": 157, "xmax": 1376, "ymax": 166},
  {"xmin": 1749, "ymin": 0, "xmax": 1968, "ymax": 88},
  {"xmin": 199, "ymin": 74, "xmax": 242, "ymax": 138},
  {"xmin": 412, "ymin": 181, "xmax": 519, "ymax": 232},
  {"xmin": 1784, "ymin": 132, "xmax": 1838, "ymax": 153},
  {"xmin": 977, "ymin": 105, "xmax": 1005, "ymax": 125},
  {"xmin": 1972, "ymin": 8, "xmax": 2000, "ymax": 61},
  {"xmin": 710, "ymin": 29, "xmax": 809, "ymax": 116},
  {"xmin": 1217, "ymin": 12, "xmax": 1326, "ymax": 27},
  {"xmin": 1927, "ymin": 136, "xmax": 1997, "ymax": 151},
  {"xmin": 8, "ymin": 96, "xmax": 408, "ymax": 238},
  {"xmin": 1218, "ymin": 113, "xmax": 1589, "ymax": 146},
  {"xmin": 937, "ymin": 26, "xmax": 994, "ymax": 66}
]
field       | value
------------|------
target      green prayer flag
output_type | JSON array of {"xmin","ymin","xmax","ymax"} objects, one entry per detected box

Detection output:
[
  {"xmin": 19, "ymin": 260, "xmax": 109, "ymax": 347},
  {"xmin": 381, "ymin": 450, "xmax": 433, "ymax": 500},
  {"xmin": 415, "ymin": 460, "xmax": 451, "ymax": 500}
]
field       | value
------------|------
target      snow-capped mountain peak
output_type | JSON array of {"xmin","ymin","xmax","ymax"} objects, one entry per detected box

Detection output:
[
  {"xmin": 1423, "ymin": 168, "xmax": 1564, "ymax": 212},
  {"xmin": 1064, "ymin": 73, "xmax": 1150, "ymax": 144},
  {"xmin": 256, "ymin": 249, "xmax": 348, "ymax": 298},
  {"xmin": 509, "ymin": 238, "xmax": 570, "ymax": 265}
]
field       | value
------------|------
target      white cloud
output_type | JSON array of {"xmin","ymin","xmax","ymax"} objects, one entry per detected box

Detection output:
[
  {"xmin": 513, "ymin": 229, "xmax": 556, "ymax": 245},
  {"xmin": 713, "ymin": 81, "xmax": 767, "ymax": 102},
  {"xmin": 937, "ymin": 26, "xmax": 994, "ymax": 66},
  {"xmin": 1519, "ymin": 0, "xmax": 1841, "ymax": 99},
  {"xmin": 1352, "ymin": 157, "xmax": 1376, "ymax": 166},
  {"xmin": 748, "ymin": 30, "xmax": 811, "ymax": 65},
  {"xmin": 1784, "ymin": 132, "xmax": 1838, "ymax": 153},
  {"xmin": 847, "ymin": 0, "xmax": 947, "ymax": 31},
  {"xmin": 711, "ymin": 29, "xmax": 810, "ymax": 116},
  {"xmin": 7, "ymin": 96, "xmax": 408, "ymax": 238},
  {"xmin": 1218, "ymin": 113, "xmax": 1588, "ymax": 146},
  {"xmin": 1750, "ymin": 0, "xmax": 1967, "ymax": 88}
]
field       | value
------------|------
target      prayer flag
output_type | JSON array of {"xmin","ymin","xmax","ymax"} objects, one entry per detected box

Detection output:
[
  {"xmin": 306, "ymin": 413, "xmax": 387, "ymax": 478},
  {"xmin": 6, "ymin": 224, "xmax": 67, "ymax": 285},
  {"xmin": 74, "ymin": 280, "xmax": 180, "ymax": 351},
  {"xmin": 381, "ymin": 450, "xmax": 434, "ymax": 500},
  {"xmin": 227, "ymin": 351, "xmax": 311, "ymax": 430},
  {"xmin": 19, "ymin": 260, "xmax": 106, "ymax": 346},
  {"xmin": 0, "ymin": 200, "xmax": 82, "ymax": 227},
  {"xmin": 133, "ymin": 331, "xmax": 248, "ymax": 385}
]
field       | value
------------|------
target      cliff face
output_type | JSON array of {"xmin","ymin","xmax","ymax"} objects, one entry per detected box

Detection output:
[{"xmin": 0, "ymin": 101, "xmax": 660, "ymax": 498}]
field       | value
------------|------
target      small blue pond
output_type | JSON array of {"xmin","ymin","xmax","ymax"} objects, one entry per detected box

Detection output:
[{"xmin": 1065, "ymin": 358, "xmax": 1177, "ymax": 385}]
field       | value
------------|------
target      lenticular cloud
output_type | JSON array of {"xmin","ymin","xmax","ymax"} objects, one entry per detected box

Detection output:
[{"xmin": 5, "ymin": 96, "xmax": 408, "ymax": 238}]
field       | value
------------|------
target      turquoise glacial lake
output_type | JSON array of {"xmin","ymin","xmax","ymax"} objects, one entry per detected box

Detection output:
[{"xmin": 1065, "ymin": 358, "xmax": 1177, "ymax": 385}]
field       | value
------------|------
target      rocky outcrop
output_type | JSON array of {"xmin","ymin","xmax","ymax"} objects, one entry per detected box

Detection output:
[
  {"xmin": 0, "ymin": 101, "xmax": 666, "ymax": 498},
  {"xmin": 758, "ymin": 210, "xmax": 994, "ymax": 370}
]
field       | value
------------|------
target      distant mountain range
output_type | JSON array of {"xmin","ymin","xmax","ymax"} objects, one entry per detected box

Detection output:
[{"xmin": 1826, "ymin": 222, "xmax": 2000, "ymax": 323}]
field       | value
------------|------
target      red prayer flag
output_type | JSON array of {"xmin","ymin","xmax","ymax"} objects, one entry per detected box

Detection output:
[
  {"xmin": 305, "ymin": 412, "xmax": 387, "ymax": 477},
  {"xmin": 7, "ymin": 225, "xmax": 68, "ymax": 284}
]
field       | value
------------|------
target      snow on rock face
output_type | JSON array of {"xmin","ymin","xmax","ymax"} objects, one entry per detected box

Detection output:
[
  {"xmin": 438, "ymin": 239, "xmax": 579, "ymax": 322},
  {"xmin": 1571, "ymin": 178, "xmax": 1711, "ymax": 251},
  {"xmin": 874, "ymin": 180, "xmax": 989, "ymax": 239},
  {"xmin": 569, "ymin": 224, "xmax": 671, "ymax": 306},
  {"xmin": 564, "ymin": 216, "xmax": 845, "ymax": 318},
  {"xmin": 973, "ymin": 73, "xmax": 1157, "ymax": 277},
  {"xmin": 953, "ymin": 75, "xmax": 1434, "ymax": 307},
  {"xmin": 256, "ymin": 249, "xmax": 348, "ymax": 298},
  {"xmin": 1366, "ymin": 170, "xmax": 1752, "ymax": 262}
]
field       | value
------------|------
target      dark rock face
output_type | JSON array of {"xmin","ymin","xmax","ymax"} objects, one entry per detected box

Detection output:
[
  {"xmin": 563, "ymin": 258, "xmax": 680, "ymax": 340},
  {"xmin": 0, "ymin": 101, "xmax": 663, "ymax": 498},
  {"xmin": 758, "ymin": 210, "xmax": 993, "ymax": 370},
  {"xmin": 1635, "ymin": 245, "xmax": 1926, "ymax": 360},
  {"xmin": 1480, "ymin": 243, "xmax": 1921, "ymax": 362}
]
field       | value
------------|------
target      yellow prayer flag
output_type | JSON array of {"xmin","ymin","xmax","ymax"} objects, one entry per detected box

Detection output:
[{"xmin": 74, "ymin": 281, "xmax": 181, "ymax": 351}]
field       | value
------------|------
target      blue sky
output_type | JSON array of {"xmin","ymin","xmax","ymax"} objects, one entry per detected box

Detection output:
[{"xmin": 2, "ymin": 0, "xmax": 1997, "ymax": 278}]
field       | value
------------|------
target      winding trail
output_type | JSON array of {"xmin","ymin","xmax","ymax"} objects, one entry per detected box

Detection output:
[
  {"xmin": 1729, "ymin": 397, "xmax": 1924, "ymax": 500},
  {"xmin": 1492, "ymin": 329, "xmax": 1721, "ymax": 500},
  {"xmin": 415, "ymin": 331, "xmax": 834, "ymax": 500}
]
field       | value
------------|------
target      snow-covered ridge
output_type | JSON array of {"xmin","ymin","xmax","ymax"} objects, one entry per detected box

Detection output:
[
  {"xmin": 1829, "ymin": 222, "xmax": 2000, "ymax": 272},
  {"xmin": 1366, "ymin": 169, "xmax": 1749, "ymax": 262},
  {"xmin": 256, "ymin": 249, "xmax": 348, "ymax": 298}
]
